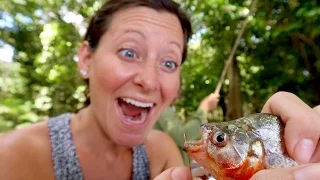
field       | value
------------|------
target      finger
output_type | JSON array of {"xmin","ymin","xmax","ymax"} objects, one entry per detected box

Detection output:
[
  {"xmin": 210, "ymin": 93, "xmax": 220, "ymax": 99},
  {"xmin": 261, "ymin": 91, "xmax": 320, "ymax": 163},
  {"xmin": 294, "ymin": 163, "xmax": 320, "ymax": 180},
  {"xmin": 250, "ymin": 163, "xmax": 320, "ymax": 180},
  {"xmin": 310, "ymin": 105, "xmax": 320, "ymax": 162},
  {"xmin": 250, "ymin": 167, "xmax": 295, "ymax": 180},
  {"xmin": 314, "ymin": 105, "xmax": 320, "ymax": 115},
  {"xmin": 153, "ymin": 167, "xmax": 192, "ymax": 180}
]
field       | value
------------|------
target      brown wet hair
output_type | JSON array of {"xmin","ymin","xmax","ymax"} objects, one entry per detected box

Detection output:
[{"xmin": 81, "ymin": 0, "xmax": 192, "ymax": 107}]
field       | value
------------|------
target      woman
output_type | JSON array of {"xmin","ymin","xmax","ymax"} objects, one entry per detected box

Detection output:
[
  {"xmin": 1, "ymin": 1, "xmax": 320, "ymax": 180},
  {"xmin": 0, "ymin": 0, "xmax": 192, "ymax": 179}
]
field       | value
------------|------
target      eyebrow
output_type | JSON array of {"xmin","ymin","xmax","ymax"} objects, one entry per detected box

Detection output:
[
  {"xmin": 116, "ymin": 28, "xmax": 182, "ymax": 51},
  {"xmin": 118, "ymin": 29, "xmax": 146, "ymax": 39},
  {"xmin": 169, "ymin": 41, "xmax": 182, "ymax": 51}
]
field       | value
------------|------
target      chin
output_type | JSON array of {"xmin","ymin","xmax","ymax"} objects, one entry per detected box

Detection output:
[{"xmin": 114, "ymin": 132, "xmax": 146, "ymax": 148}]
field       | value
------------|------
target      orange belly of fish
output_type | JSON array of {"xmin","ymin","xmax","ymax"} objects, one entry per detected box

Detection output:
[{"xmin": 218, "ymin": 157, "xmax": 263, "ymax": 180}]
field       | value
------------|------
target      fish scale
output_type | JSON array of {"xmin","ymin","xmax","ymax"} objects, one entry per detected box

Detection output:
[{"xmin": 183, "ymin": 113, "xmax": 298, "ymax": 180}]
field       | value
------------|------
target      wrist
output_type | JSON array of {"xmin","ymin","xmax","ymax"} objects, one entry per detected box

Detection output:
[{"xmin": 199, "ymin": 103, "xmax": 209, "ymax": 113}]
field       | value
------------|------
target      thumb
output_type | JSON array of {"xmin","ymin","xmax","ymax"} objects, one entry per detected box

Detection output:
[
  {"xmin": 250, "ymin": 164, "xmax": 320, "ymax": 180},
  {"xmin": 250, "ymin": 168, "xmax": 295, "ymax": 180},
  {"xmin": 314, "ymin": 105, "xmax": 320, "ymax": 115},
  {"xmin": 153, "ymin": 167, "xmax": 192, "ymax": 180}
]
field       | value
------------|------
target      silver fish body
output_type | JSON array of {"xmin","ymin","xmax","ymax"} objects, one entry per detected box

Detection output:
[{"xmin": 184, "ymin": 113, "xmax": 298, "ymax": 180}]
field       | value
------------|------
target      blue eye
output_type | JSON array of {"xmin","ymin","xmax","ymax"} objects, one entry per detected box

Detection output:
[
  {"xmin": 161, "ymin": 61, "xmax": 178, "ymax": 71},
  {"xmin": 119, "ymin": 49, "xmax": 137, "ymax": 59}
]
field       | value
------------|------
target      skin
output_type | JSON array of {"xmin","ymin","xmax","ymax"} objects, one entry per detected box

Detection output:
[
  {"xmin": 78, "ymin": 7, "xmax": 184, "ymax": 148},
  {"xmin": 0, "ymin": 7, "xmax": 185, "ymax": 179},
  {"xmin": 154, "ymin": 166, "xmax": 192, "ymax": 180},
  {"xmin": 153, "ymin": 92, "xmax": 320, "ymax": 180},
  {"xmin": 314, "ymin": 105, "xmax": 320, "ymax": 115},
  {"xmin": 250, "ymin": 163, "xmax": 320, "ymax": 180},
  {"xmin": 250, "ymin": 99, "xmax": 320, "ymax": 180},
  {"xmin": 199, "ymin": 93, "xmax": 220, "ymax": 113},
  {"xmin": 260, "ymin": 92, "xmax": 320, "ymax": 164}
]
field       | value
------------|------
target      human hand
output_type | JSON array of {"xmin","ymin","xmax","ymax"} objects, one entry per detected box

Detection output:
[
  {"xmin": 199, "ymin": 93, "xmax": 220, "ymax": 113},
  {"xmin": 310, "ymin": 105, "xmax": 320, "ymax": 162},
  {"xmin": 249, "ymin": 93, "xmax": 320, "ymax": 180},
  {"xmin": 261, "ymin": 92, "xmax": 320, "ymax": 164},
  {"xmin": 314, "ymin": 105, "xmax": 320, "ymax": 115},
  {"xmin": 250, "ymin": 163, "xmax": 320, "ymax": 180},
  {"xmin": 153, "ymin": 166, "xmax": 192, "ymax": 180}
]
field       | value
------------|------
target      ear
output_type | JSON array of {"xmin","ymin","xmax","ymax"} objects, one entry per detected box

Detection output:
[{"xmin": 77, "ymin": 41, "xmax": 93, "ymax": 79}]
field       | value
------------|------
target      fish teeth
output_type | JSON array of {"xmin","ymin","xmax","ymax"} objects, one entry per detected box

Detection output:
[{"xmin": 121, "ymin": 98, "xmax": 154, "ymax": 108}]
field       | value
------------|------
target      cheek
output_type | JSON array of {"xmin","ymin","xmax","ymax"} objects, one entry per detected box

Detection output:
[
  {"xmin": 92, "ymin": 57, "xmax": 130, "ymax": 92},
  {"xmin": 161, "ymin": 75, "xmax": 180, "ymax": 103}
]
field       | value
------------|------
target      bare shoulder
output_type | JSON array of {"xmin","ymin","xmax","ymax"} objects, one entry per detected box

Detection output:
[
  {"xmin": 145, "ymin": 129, "xmax": 184, "ymax": 179},
  {"xmin": 0, "ymin": 121, "xmax": 54, "ymax": 179},
  {"xmin": 145, "ymin": 129, "xmax": 180, "ymax": 154},
  {"xmin": 147, "ymin": 129, "xmax": 176, "ymax": 144}
]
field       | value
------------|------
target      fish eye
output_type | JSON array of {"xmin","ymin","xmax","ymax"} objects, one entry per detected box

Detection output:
[
  {"xmin": 211, "ymin": 131, "xmax": 228, "ymax": 147},
  {"xmin": 216, "ymin": 134, "xmax": 225, "ymax": 142}
]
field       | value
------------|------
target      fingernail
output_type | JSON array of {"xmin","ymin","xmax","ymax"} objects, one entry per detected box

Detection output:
[{"xmin": 295, "ymin": 139, "xmax": 314, "ymax": 163}]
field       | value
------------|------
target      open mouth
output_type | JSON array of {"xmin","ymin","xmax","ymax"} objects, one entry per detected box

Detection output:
[
  {"xmin": 183, "ymin": 134, "xmax": 205, "ymax": 152},
  {"xmin": 117, "ymin": 97, "xmax": 154, "ymax": 124}
]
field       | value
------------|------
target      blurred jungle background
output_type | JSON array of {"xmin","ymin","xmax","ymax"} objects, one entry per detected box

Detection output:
[{"xmin": 1, "ymin": 0, "xmax": 320, "ymax": 132}]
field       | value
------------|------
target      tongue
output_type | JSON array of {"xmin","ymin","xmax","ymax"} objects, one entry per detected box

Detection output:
[{"xmin": 119, "ymin": 99, "xmax": 143, "ymax": 117}]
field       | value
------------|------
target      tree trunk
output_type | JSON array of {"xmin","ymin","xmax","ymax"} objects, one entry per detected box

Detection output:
[
  {"xmin": 295, "ymin": 35, "xmax": 320, "ymax": 103},
  {"xmin": 226, "ymin": 59, "xmax": 243, "ymax": 120}
]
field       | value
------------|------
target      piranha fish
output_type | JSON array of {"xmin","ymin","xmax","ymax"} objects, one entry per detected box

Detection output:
[{"xmin": 183, "ymin": 113, "xmax": 298, "ymax": 180}]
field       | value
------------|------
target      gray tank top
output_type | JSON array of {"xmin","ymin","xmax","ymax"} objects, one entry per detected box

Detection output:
[{"xmin": 48, "ymin": 113, "xmax": 150, "ymax": 180}]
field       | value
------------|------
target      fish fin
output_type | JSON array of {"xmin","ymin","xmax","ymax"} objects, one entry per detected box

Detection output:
[{"xmin": 265, "ymin": 153, "xmax": 298, "ymax": 168}]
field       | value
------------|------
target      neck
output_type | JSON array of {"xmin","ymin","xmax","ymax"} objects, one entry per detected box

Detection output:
[{"xmin": 71, "ymin": 106, "xmax": 130, "ymax": 154}]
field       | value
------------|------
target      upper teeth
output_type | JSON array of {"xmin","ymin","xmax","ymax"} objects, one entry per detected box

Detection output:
[{"xmin": 121, "ymin": 98, "xmax": 154, "ymax": 108}]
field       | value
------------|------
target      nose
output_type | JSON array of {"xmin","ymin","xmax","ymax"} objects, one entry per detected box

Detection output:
[{"xmin": 133, "ymin": 63, "xmax": 160, "ymax": 92}]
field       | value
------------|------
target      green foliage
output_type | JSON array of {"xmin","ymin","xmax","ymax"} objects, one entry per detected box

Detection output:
[
  {"xmin": 176, "ymin": 0, "xmax": 320, "ymax": 120},
  {"xmin": 0, "ymin": 0, "xmax": 103, "ymax": 131}
]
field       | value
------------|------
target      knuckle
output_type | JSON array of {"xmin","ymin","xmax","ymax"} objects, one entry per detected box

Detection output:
[{"xmin": 273, "ymin": 91, "xmax": 297, "ymax": 100}]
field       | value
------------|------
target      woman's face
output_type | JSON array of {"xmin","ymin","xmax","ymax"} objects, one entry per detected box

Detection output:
[{"xmin": 78, "ymin": 7, "xmax": 184, "ymax": 147}]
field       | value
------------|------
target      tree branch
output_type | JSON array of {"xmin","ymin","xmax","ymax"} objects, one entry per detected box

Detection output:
[
  {"xmin": 214, "ymin": 0, "xmax": 259, "ymax": 94},
  {"xmin": 295, "ymin": 33, "xmax": 320, "ymax": 61}
]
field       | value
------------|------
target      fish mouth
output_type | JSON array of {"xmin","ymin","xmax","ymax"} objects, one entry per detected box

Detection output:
[{"xmin": 183, "ymin": 133, "xmax": 205, "ymax": 153}]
